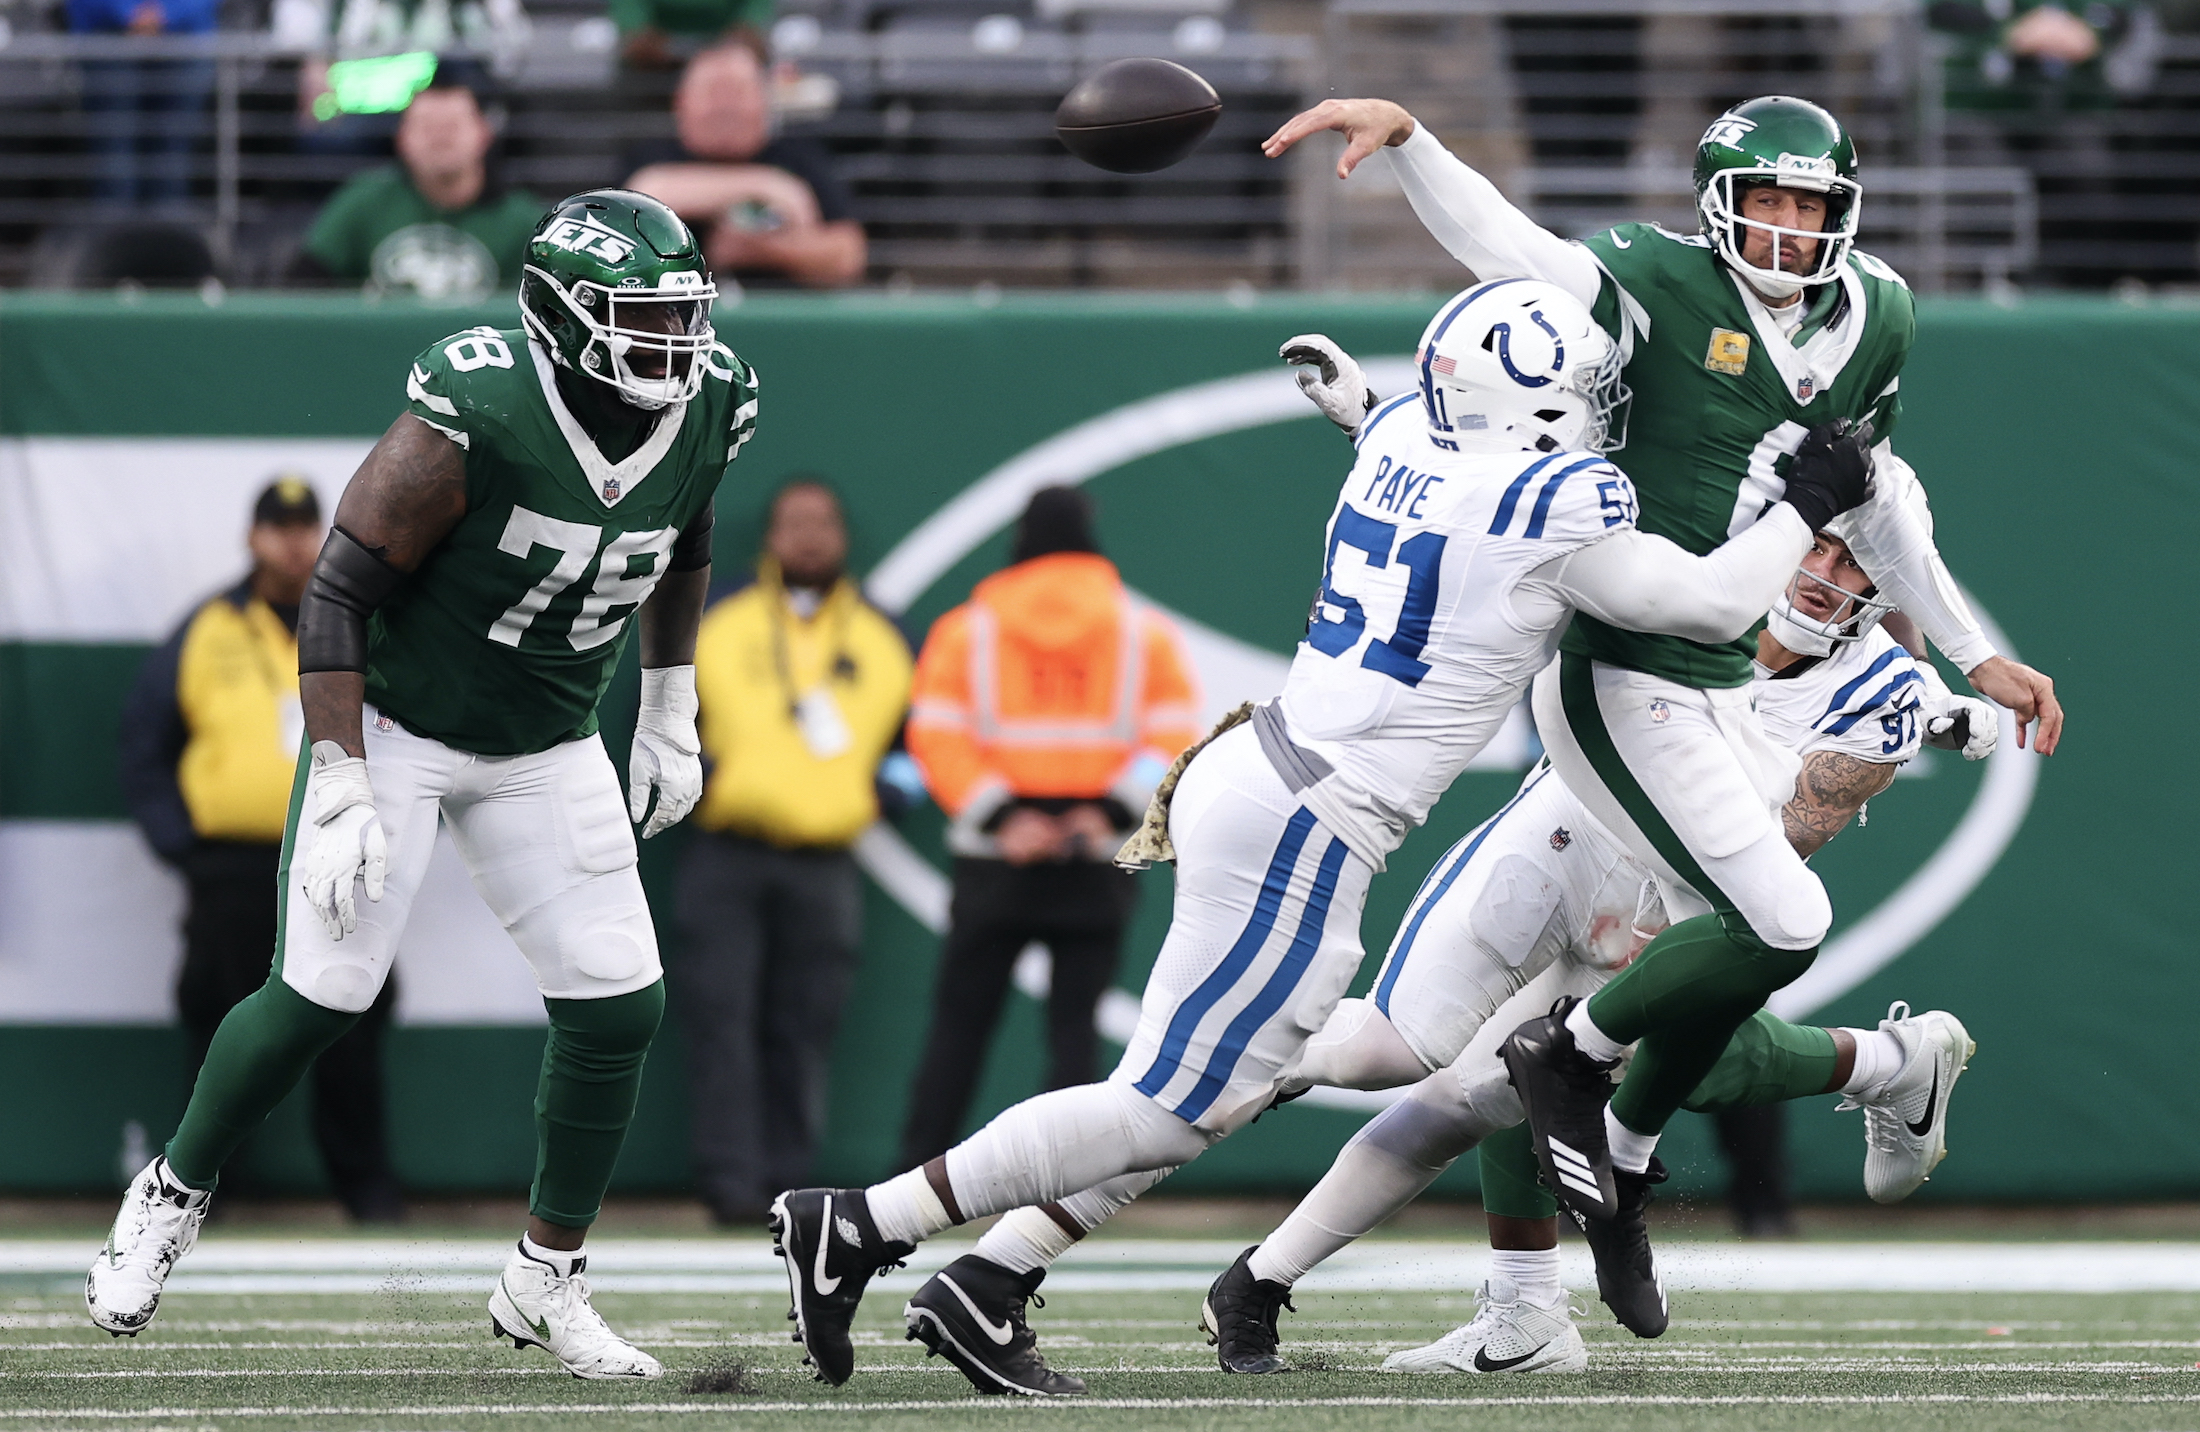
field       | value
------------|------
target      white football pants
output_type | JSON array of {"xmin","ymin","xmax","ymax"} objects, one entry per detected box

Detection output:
[{"xmin": 278, "ymin": 706, "xmax": 663, "ymax": 1014}]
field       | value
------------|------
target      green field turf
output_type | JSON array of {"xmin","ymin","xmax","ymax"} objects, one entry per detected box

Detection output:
[{"xmin": 11, "ymin": 1263, "xmax": 2200, "ymax": 1431}]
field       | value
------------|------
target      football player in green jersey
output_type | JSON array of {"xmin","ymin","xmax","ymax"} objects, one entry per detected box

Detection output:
[
  {"xmin": 86, "ymin": 191, "xmax": 760, "ymax": 1379},
  {"xmin": 1265, "ymin": 96, "xmax": 2061, "ymax": 1311}
]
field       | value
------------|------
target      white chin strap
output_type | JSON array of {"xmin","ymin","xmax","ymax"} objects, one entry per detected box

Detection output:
[{"xmin": 1766, "ymin": 601, "xmax": 1837, "ymax": 658}]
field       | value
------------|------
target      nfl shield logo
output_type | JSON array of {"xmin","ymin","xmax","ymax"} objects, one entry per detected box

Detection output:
[
  {"xmin": 603, "ymin": 477, "xmax": 622, "ymax": 502},
  {"xmin": 1649, "ymin": 699, "xmax": 1671, "ymax": 724},
  {"xmin": 1550, "ymin": 827, "xmax": 1572, "ymax": 852},
  {"xmin": 1797, "ymin": 375, "xmax": 1817, "ymax": 400}
]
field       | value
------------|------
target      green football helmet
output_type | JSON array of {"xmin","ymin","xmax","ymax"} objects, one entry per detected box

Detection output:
[
  {"xmin": 518, "ymin": 189, "xmax": 717, "ymax": 411},
  {"xmin": 1693, "ymin": 96, "xmax": 1861, "ymax": 298}
]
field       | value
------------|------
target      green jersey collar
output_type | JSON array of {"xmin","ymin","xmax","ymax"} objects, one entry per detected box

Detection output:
[{"xmin": 526, "ymin": 336, "xmax": 690, "ymax": 510}]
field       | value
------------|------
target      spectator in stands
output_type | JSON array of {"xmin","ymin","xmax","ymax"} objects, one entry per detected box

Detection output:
[
  {"xmin": 291, "ymin": 64, "xmax": 542, "ymax": 299},
  {"xmin": 613, "ymin": 0, "xmax": 770, "ymax": 69},
  {"xmin": 118, "ymin": 477, "xmax": 404, "ymax": 1224},
  {"xmin": 70, "ymin": 0, "xmax": 217, "ymax": 208},
  {"xmin": 895, "ymin": 487, "xmax": 1201, "ymax": 1170},
  {"xmin": 674, "ymin": 479, "xmax": 914, "ymax": 1225},
  {"xmin": 1929, "ymin": 0, "xmax": 2160, "ymax": 283},
  {"xmin": 626, "ymin": 44, "xmax": 866, "ymax": 289}
]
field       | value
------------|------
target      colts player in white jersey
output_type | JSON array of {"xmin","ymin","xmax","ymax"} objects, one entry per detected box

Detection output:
[
  {"xmin": 1192, "ymin": 524, "xmax": 1991, "ymax": 1376},
  {"xmin": 764, "ymin": 277, "xmax": 1877, "ymax": 1395}
]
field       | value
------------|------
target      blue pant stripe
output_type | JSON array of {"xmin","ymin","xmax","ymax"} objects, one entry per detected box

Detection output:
[
  {"xmin": 1133, "ymin": 807, "xmax": 1318, "ymax": 1101},
  {"xmin": 1372, "ymin": 768, "xmax": 1549, "ymax": 1016},
  {"xmin": 1174, "ymin": 834, "xmax": 1353, "ymax": 1123}
]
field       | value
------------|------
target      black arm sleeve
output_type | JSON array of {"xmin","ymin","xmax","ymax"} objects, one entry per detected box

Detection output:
[
  {"xmin": 116, "ymin": 615, "xmax": 197, "ymax": 866},
  {"xmin": 297, "ymin": 526, "xmax": 407, "ymax": 674},
  {"xmin": 669, "ymin": 500, "xmax": 715, "ymax": 571}
]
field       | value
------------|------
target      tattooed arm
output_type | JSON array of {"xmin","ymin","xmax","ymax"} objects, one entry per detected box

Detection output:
[
  {"xmin": 299, "ymin": 414, "xmax": 470, "ymax": 757},
  {"xmin": 1782, "ymin": 750, "xmax": 1900, "ymax": 859}
]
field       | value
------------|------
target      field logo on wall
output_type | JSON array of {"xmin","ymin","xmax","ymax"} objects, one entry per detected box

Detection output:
[{"xmin": 846, "ymin": 360, "xmax": 2039, "ymax": 1091}]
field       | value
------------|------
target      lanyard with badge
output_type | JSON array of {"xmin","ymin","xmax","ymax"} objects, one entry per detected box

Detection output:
[{"xmin": 771, "ymin": 581, "xmax": 858, "ymax": 760}]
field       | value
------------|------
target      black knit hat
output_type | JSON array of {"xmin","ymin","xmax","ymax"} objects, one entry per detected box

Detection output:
[
  {"xmin": 252, "ymin": 474, "xmax": 321, "ymax": 527},
  {"xmin": 1010, "ymin": 486, "xmax": 1099, "ymax": 563}
]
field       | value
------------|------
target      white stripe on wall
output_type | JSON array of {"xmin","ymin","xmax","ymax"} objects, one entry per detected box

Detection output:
[
  {"xmin": 0, "ymin": 438, "xmax": 373, "ymax": 642},
  {"xmin": 0, "ymin": 821, "xmax": 546, "ymax": 1026}
]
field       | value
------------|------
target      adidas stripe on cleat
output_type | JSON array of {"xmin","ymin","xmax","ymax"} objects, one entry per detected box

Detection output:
[{"xmin": 1501, "ymin": 998, "xmax": 1621, "ymax": 1221}]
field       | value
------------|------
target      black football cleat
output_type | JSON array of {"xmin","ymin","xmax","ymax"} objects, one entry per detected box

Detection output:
[
  {"xmin": 769, "ymin": 1187, "xmax": 912, "ymax": 1386},
  {"xmin": 1502, "ymin": 997, "xmax": 1621, "ymax": 1220},
  {"xmin": 905, "ymin": 1254, "xmax": 1086, "ymax": 1397},
  {"xmin": 1574, "ymin": 1157, "xmax": 1669, "ymax": 1338},
  {"xmin": 1199, "ymin": 1247, "xmax": 1295, "ymax": 1374}
]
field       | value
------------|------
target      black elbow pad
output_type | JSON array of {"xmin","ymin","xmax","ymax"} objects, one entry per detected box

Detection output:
[
  {"xmin": 298, "ymin": 526, "xmax": 405, "ymax": 674},
  {"xmin": 670, "ymin": 502, "xmax": 715, "ymax": 572}
]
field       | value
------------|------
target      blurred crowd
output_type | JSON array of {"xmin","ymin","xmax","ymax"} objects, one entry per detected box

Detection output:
[{"xmin": 8, "ymin": 0, "xmax": 2200, "ymax": 291}]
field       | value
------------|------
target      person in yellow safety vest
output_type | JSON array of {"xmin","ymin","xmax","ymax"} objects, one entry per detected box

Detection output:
[
  {"xmin": 675, "ymin": 478, "xmax": 916, "ymax": 1225},
  {"xmin": 895, "ymin": 485, "xmax": 1202, "ymax": 1170},
  {"xmin": 118, "ymin": 476, "xmax": 404, "ymax": 1223}
]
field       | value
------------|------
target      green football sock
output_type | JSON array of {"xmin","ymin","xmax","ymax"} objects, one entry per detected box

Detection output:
[
  {"xmin": 165, "ymin": 977, "xmax": 361, "ymax": 1190},
  {"xmin": 1586, "ymin": 913, "xmax": 1817, "ymax": 1137},
  {"xmin": 530, "ymin": 980, "xmax": 666, "ymax": 1229},
  {"xmin": 1681, "ymin": 1010, "xmax": 1840, "ymax": 1113},
  {"xmin": 1477, "ymin": 1123, "xmax": 1559, "ymax": 1222}
]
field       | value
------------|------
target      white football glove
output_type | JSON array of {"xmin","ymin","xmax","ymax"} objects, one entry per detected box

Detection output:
[
  {"xmin": 629, "ymin": 664, "xmax": 703, "ymax": 839},
  {"xmin": 1281, "ymin": 334, "xmax": 1378, "ymax": 435},
  {"xmin": 1917, "ymin": 663, "xmax": 1998, "ymax": 761},
  {"xmin": 296, "ymin": 740, "xmax": 387, "ymax": 941}
]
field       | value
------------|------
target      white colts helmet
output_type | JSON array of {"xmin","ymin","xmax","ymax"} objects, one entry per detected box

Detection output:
[{"xmin": 1415, "ymin": 279, "xmax": 1630, "ymax": 456}]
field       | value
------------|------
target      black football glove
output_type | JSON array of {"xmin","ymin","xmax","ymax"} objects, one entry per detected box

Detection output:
[{"xmin": 1780, "ymin": 416, "xmax": 1876, "ymax": 533}]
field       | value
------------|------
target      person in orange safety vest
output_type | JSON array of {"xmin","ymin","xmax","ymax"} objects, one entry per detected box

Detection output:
[{"xmin": 897, "ymin": 486, "xmax": 1201, "ymax": 1168}]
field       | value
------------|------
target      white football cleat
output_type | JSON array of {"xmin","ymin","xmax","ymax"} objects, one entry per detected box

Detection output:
[
  {"xmin": 488, "ymin": 1241, "xmax": 664, "ymax": 1380},
  {"xmin": 1841, "ymin": 1002, "xmax": 1975, "ymax": 1205},
  {"xmin": 87, "ymin": 1156, "xmax": 212, "ymax": 1336},
  {"xmin": 1381, "ymin": 1277, "xmax": 1587, "ymax": 1375}
]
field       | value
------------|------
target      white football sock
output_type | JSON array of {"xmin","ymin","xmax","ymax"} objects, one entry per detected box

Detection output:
[
  {"xmin": 864, "ymin": 1168, "xmax": 951, "ymax": 1247},
  {"xmin": 1488, "ymin": 1246, "xmax": 1562, "ymax": 1306},
  {"xmin": 973, "ymin": 1170, "xmax": 1172, "ymax": 1275},
  {"xmin": 871, "ymin": 1081, "xmax": 1212, "ymax": 1245},
  {"xmin": 1837, "ymin": 1027, "xmax": 1908, "ymax": 1097},
  {"xmin": 1604, "ymin": 1105, "xmax": 1659, "ymax": 1174},
  {"xmin": 1246, "ymin": 1089, "xmax": 1464, "ymax": 1287},
  {"xmin": 519, "ymin": 1233, "xmax": 580, "ymax": 1278},
  {"xmin": 1565, "ymin": 1001, "xmax": 1627, "ymax": 1064},
  {"xmin": 976, "ymin": 1206, "xmax": 1079, "ymax": 1276}
]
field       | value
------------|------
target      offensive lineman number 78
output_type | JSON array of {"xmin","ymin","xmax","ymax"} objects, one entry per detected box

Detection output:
[{"xmin": 490, "ymin": 504, "xmax": 678, "ymax": 651}]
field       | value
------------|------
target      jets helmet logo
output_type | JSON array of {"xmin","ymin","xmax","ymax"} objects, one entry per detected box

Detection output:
[
  {"xmin": 540, "ymin": 213, "xmax": 637, "ymax": 265},
  {"xmin": 1702, "ymin": 113, "xmax": 1757, "ymax": 150}
]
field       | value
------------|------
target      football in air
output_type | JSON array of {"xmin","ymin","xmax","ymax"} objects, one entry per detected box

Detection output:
[{"xmin": 1055, "ymin": 58, "xmax": 1222, "ymax": 174}]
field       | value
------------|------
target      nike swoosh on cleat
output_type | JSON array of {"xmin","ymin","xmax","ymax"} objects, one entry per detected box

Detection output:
[
  {"xmin": 1906, "ymin": 1068, "xmax": 1941, "ymax": 1137},
  {"xmin": 938, "ymin": 1274, "xmax": 1016, "ymax": 1346},
  {"xmin": 812, "ymin": 1195, "xmax": 842, "ymax": 1296},
  {"xmin": 1473, "ymin": 1345, "xmax": 1546, "ymax": 1372}
]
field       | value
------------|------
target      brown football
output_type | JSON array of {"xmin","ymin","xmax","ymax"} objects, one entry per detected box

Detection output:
[{"xmin": 1055, "ymin": 58, "xmax": 1222, "ymax": 174}]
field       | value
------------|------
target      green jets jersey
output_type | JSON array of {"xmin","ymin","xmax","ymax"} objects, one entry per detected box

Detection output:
[
  {"xmin": 365, "ymin": 325, "xmax": 759, "ymax": 755},
  {"xmin": 1565, "ymin": 223, "xmax": 1914, "ymax": 687}
]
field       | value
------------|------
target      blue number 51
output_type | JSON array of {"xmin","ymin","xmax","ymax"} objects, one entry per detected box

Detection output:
[{"xmin": 1307, "ymin": 508, "xmax": 1447, "ymax": 687}]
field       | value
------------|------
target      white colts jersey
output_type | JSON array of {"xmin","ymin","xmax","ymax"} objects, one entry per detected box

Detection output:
[
  {"xmin": 1754, "ymin": 627, "xmax": 1928, "ymax": 766},
  {"xmin": 1269, "ymin": 397, "xmax": 1640, "ymax": 867}
]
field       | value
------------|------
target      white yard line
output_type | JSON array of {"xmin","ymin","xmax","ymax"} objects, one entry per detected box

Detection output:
[{"xmin": 16, "ymin": 1239, "xmax": 2200, "ymax": 1294}]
